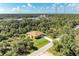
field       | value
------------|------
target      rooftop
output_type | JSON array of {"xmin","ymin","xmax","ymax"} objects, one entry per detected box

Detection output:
[{"xmin": 27, "ymin": 31, "xmax": 44, "ymax": 38}]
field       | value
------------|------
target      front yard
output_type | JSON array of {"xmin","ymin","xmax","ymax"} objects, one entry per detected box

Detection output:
[{"xmin": 33, "ymin": 38, "xmax": 48, "ymax": 48}]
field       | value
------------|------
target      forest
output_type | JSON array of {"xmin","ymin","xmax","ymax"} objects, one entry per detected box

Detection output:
[{"xmin": 0, "ymin": 14, "xmax": 79, "ymax": 56}]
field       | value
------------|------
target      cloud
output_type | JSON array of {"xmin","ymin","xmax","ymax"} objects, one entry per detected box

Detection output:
[
  {"xmin": 27, "ymin": 3, "xmax": 35, "ymax": 8},
  {"xmin": 65, "ymin": 3, "xmax": 79, "ymax": 11},
  {"xmin": 27, "ymin": 3, "xmax": 32, "ymax": 7},
  {"xmin": 0, "ymin": 8, "xmax": 4, "ymax": 11},
  {"xmin": 46, "ymin": 7, "xmax": 50, "ymax": 9},
  {"xmin": 66, "ymin": 3, "xmax": 79, "ymax": 9},
  {"xmin": 11, "ymin": 3, "xmax": 35, "ymax": 13},
  {"xmin": 66, "ymin": 3, "xmax": 76, "ymax": 8},
  {"xmin": 12, "ymin": 6, "xmax": 21, "ymax": 12},
  {"xmin": 22, "ymin": 5, "xmax": 26, "ymax": 8},
  {"xmin": 67, "ymin": 3, "xmax": 72, "ymax": 7},
  {"xmin": 0, "ymin": 8, "xmax": 11, "ymax": 13}
]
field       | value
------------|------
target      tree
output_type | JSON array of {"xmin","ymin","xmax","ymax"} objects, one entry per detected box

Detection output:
[{"xmin": 0, "ymin": 35, "xmax": 8, "ymax": 41}]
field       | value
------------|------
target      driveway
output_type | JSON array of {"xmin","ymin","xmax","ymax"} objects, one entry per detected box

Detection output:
[
  {"xmin": 28, "ymin": 35, "xmax": 63, "ymax": 56},
  {"xmin": 28, "ymin": 36, "xmax": 53, "ymax": 56}
]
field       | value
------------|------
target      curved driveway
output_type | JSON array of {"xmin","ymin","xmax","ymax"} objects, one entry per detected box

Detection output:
[
  {"xmin": 28, "ymin": 35, "xmax": 64, "ymax": 56},
  {"xmin": 28, "ymin": 36, "xmax": 53, "ymax": 56}
]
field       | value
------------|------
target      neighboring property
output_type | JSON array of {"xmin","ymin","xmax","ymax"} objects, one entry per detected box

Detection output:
[{"xmin": 27, "ymin": 31, "xmax": 45, "ymax": 39}]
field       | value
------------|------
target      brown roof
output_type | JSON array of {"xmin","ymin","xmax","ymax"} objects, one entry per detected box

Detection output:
[{"xmin": 27, "ymin": 31, "xmax": 44, "ymax": 37}]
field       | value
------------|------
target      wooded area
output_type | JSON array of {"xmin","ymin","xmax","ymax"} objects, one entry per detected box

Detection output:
[{"xmin": 0, "ymin": 14, "xmax": 79, "ymax": 56}]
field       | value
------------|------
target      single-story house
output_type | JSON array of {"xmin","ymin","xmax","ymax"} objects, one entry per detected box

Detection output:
[{"xmin": 27, "ymin": 31, "xmax": 45, "ymax": 39}]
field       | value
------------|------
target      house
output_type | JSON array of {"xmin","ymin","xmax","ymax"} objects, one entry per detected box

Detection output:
[{"xmin": 27, "ymin": 31, "xmax": 45, "ymax": 39}]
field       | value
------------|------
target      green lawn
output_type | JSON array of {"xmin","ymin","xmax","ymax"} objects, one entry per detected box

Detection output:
[{"xmin": 33, "ymin": 38, "xmax": 48, "ymax": 48}]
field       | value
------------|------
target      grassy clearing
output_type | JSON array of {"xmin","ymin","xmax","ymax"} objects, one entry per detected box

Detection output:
[{"xmin": 33, "ymin": 38, "xmax": 48, "ymax": 48}]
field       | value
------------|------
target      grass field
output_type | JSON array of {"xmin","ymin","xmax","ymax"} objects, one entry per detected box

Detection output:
[{"xmin": 33, "ymin": 38, "xmax": 48, "ymax": 48}]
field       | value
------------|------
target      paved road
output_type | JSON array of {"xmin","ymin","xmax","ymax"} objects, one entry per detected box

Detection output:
[{"xmin": 28, "ymin": 36, "xmax": 63, "ymax": 56}]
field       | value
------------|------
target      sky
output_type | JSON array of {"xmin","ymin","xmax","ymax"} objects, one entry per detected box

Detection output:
[{"xmin": 0, "ymin": 3, "xmax": 79, "ymax": 14}]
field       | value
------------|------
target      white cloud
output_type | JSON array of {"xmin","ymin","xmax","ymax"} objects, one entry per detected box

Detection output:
[
  {"xmin": 27, "ymin": 3, "xmax": 35, "ymax": 8},
  {"xmin": 10, "ymin": 3, "xmax": 35, "ymax": 13},
  {"xmin": 66, "ymin": 3, "xmax": 79, "ymax": 11},
  {"xmin": 66, "ymin": 3, "xmax": 79, "ymax": 9},
  {"xmin": 12, "ymin": 6, "xmax": 21, "ymax": 13},
  {"xmin": 46, "ymin": 7, "xmax": 49, "ymax": 9},
  {"xmin": 52, "ymin": 4, "xmax": 56, "ymax": 7},
  {"xmin": 27, "ymin": 3, "xmax": 32, "ymax": 7},
  {"xmin": 22, "ymin": 5, "xmax": 26, "ymax": 8},
  {"xmin": 67, "ymin": 3, "xmax": 72, "ymax": 7},
  {"xmin": 40, "ymin": 7, "xmax": 44, "ymax": 10},
  {"xmin": 0, "ymin": 8, "xmax": 4, "ymax": 11},
  {"xmin": 51, "ymin": 4, "xmax": 56, "ymax": 9}
]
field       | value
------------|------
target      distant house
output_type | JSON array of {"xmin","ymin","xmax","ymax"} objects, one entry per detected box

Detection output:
[{"xmin": 27, "ymin": 31, "xmax": 45, "ymax": 39}]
